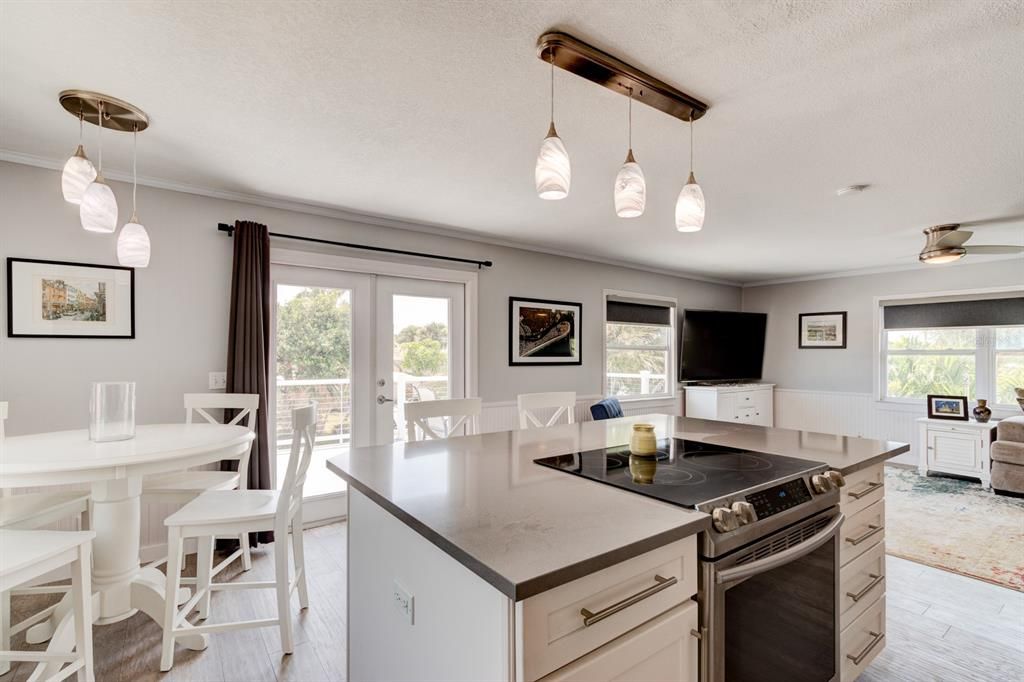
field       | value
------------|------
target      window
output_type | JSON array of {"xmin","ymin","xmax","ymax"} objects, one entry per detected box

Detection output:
[
  {"xmin": 604, "ymin": 295, "xmax": 675, "ymax": 400},
  {"xmin": 879, "ymin": 296, "xmax": 1024, "ymax": 408}
]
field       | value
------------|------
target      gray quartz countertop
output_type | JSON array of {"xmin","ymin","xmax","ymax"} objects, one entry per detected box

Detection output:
[{"xmin": 326, "ymin": 413, "xmax": 908, "ymax": 601}]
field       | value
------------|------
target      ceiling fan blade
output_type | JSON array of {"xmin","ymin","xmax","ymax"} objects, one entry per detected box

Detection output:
[
  {"xmin": 965, "ymin": 245, "xmax": 1024, "ymax": 255},
  {"xmin": 935, "ymin": 230, "xmax": 973, "ymax": 248}
]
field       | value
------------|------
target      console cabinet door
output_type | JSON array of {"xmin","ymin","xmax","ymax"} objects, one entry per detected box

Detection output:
[
  {"xmin": 927, "ymin": 429, "xmax": 980, "ymax": 473},
  {"xmin": 538, "ymin": 600, "xmax": 698, "ymax": 682}
]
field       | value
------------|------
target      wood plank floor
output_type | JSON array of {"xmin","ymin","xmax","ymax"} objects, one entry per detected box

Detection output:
[{"xmin": 7, "ymin": 524, "xmax": 1022, "ymax": 681}]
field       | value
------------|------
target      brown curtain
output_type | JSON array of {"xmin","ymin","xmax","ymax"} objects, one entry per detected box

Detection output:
[{"xmin": 224, "ymin": 220, "xmax": 274, "ymax": 545}]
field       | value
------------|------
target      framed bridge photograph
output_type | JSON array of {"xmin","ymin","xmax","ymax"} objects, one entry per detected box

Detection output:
[{"xmin": 509, "ymin": 296, "xmax": 581, "ymax": 366}]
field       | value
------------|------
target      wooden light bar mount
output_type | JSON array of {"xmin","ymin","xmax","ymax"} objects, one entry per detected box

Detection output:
[{"xmin": 536, "ymin": 32, "xmax": 709, "ymax": 122}]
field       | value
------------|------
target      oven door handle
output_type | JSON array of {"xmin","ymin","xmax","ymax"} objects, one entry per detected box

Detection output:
[{"xmin": 715, "ymin": 513, "xmax": 845, "ymax": 585}]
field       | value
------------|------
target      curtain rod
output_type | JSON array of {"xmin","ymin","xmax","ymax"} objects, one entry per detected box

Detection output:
[{"xmin": 216, "ymin": 223, "xmax": 493, "ymax": 269}]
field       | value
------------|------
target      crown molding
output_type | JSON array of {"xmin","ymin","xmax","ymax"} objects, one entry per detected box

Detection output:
[
  {"xmin": 0, "ymin": 150, "xmax": 741, "ymax": 287},
  {"xmin": 741, "ymin": 253, "xmax": 1023, "ymax": 288}
]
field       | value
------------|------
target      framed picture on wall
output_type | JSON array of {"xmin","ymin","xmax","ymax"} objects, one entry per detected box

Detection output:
[
  {"xmin": 798, "ymin": 311, "xmax": 847, "ymax": 349},
  {"xmin": 6, "ymin": 258, "xmax": 135, "ymax": 339},
  {"xmin": 509, "ymin": 297, "xmax": 582, "ymax": 366}
]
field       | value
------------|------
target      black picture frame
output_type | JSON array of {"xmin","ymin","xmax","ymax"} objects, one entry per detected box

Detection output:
[
  {"xmin": 6, "ymin": 257, "xmax": 136, "ymax": 339},
  {"xmin": 798, "ymin": 311, "xmax": 847, "ymax": 349},
  {"xmin": 926, "ymin": 394, "xmax": 970, "ymax": 421},
  {"xmin": 509, "ymin": 296, "xmax": 582, "ymax": 366}
]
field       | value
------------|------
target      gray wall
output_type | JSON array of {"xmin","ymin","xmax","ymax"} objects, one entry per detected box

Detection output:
[
  {"xmin": 741, "ymin": 260, "xmax": 1024, "ymax": 393},
  {"xmin": 0, "ymin": 161, "xmax": 740, "ymax": 435}
]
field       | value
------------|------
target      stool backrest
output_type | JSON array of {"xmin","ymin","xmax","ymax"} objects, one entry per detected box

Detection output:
[
  {"xmin": 517, "ymin": 392, "xmax": 576, "ymax": 429},
  {"xmin": 185, "ymin": 393, "xmax": 259, "ymax": 489},
  {"xmin": 404, "ymin": 398, "xmax": 482, "ymax": 441},
  {"xmin": 277, "ymin": 403, "xmax": 317, "ymax": 525}
]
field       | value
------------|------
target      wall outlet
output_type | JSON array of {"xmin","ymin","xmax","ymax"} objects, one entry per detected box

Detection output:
[
  {"xmin": 393, "ymin": 581, "xmax": 414, "ymax": 625},
  {"xmin": 208, "ymin": 371, "xmax": 227, "ymax": 390}
]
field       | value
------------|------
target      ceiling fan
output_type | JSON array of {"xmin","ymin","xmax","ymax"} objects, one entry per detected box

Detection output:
[{"xmin": 919, "ymin": 224, "xmax": 1024, "ymax": 264}]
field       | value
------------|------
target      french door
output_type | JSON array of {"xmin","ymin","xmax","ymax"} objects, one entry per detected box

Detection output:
[{"xmin": 270, "ymin": 266, "xmax": 466, "ymax": 521}]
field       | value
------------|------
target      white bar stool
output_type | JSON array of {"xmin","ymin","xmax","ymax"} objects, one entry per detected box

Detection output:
[
  {"xmin": 0, "ymin": 529, "xmax": 95, "ymax": 682},
  {"xmin": 404, "ymin": 398, "xmax": 482, "ymax": 441},
  {"xmin": 517, "ymin": 391, "xmax": 577, "ymax": 429}
]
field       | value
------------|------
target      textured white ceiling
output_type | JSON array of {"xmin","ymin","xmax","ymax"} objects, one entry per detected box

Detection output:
[{"xmin": 2, "ymin": 0, "xmax": 1022, "ymax": 282}]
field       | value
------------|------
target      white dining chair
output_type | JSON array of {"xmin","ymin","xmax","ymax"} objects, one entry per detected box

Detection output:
[
  {"xmin": 517, "ymin": 392, "xmax": 577, "ymax": 429},
  {"xmin": 404, "ymin": 398, "xmax": 482, "ymax": 441},
  {"xmin": 142, "ymin": 394, "xmax": 258, "ymax": 578},
  {"xmin": 0, "ymin": 402, "xmax": 90, "ymax": 664},
  {"xmin": 0, "ymin": 529, "xmax": 95, "ymax": 682},
  {"xmin": 158, "ymin": 403, "xmax": 315, "ymax": 672}
]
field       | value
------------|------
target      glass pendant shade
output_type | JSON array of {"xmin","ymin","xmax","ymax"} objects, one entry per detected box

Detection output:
[
  {"xmin": 117, "ymin": 216, "xmax": 151, "ymax": 267},
  {"xmin": 61, "ymin": 145, "xmax": 97, "ymax": 204},
  {"xmin": 535, "ymin": 123, "xmax": 571, "ymax": 200},
  {"xmin": 675, "ymin": 172, "xmax": 706, "ymax": 232},
  {"xmin": 614, "ymin": 150, "xmax": 646, "ymax": 218},
  {"xmin": 79, "ymin": 175, "xmax": 118, "ymax": 233}
]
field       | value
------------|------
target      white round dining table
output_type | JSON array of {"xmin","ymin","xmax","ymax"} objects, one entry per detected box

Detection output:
[{"xmin": 1, "ymin": 423, "xmax": 254, "ymax": 650}]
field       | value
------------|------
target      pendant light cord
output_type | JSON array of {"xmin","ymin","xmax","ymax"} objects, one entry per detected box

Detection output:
[
  {"xmin": 627, "ymin": 87, "xmax": 633, "ymax": 150},
  {"xmin": 132, "ymin": 125, "xmax": 138, "ymax": 217},
  {"xmin": 689, "ymin": 113, "xmax": 694, "ymax": 172},
  {"xmin": 549, "ymin": 53, "xmax": 555, "ymax": 124},
  {"xmin": 78, "ymin": 110, "xmax": 84, "ymax": 144},
  {"xmin": 96, "ymin": 102, "xmax": 103, "ymax": 173}
]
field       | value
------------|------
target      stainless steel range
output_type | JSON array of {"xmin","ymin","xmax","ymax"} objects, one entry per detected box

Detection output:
[{"xmin": 533, "ymin": 438, "xmax": 846, "ymax": 682}]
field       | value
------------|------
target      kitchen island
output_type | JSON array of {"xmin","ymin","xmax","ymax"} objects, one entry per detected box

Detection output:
[{"xmin": 326, "ymin": 414, "xmax": 908, "ymax": 682}]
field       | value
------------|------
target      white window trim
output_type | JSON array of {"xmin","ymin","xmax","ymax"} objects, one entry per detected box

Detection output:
[
  {"xmin": 873, "ymin": 285, "xmax": 1024, "ymax": 413},
  {"xmin": 602, "ymin": 289, "xmax": 678, "ymax": 402}
]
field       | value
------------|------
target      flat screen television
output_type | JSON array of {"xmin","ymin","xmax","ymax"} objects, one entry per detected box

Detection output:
[{"xmin": 679, "ymin": 310, "xmax": 767, "ymax": 382}]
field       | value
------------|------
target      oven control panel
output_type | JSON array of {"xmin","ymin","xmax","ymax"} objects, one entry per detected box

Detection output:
[{"xmin": 745, "ymin": 478, "xmax": 813, "ymax": 519}]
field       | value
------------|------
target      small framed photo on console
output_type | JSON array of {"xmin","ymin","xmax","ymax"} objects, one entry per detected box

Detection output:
[
  {"xmin": 798, "ymin": 311, "xmax": 847, "ymax": 349},
  {"xmin": 926, "ymin": 394, "xmax": 969, "ymax": 421}
]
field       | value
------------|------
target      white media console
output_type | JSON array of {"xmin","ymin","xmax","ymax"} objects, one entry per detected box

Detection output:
[{"xmin": 682, "ymin": 383, "xmax": 775, "ymax": 427}]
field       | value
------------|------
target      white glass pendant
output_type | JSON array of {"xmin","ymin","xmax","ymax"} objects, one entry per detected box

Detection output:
[
  {"xmin": 117, "ymin": 216, "xmax": 150, "ymax": 267},
  {"xmin": 61, "ymin": 145, "xmax": 96, "ymax": 204},
  {"xmin": 80, "ymin": 175, "xmax": 118, "ymax": 233},
  {"xmin": 536, "ymin": 123, "xmax": 571, "ymax": 200},
  {"xmin": 675, "ymin": 171, "xmax": 705, "ymax": 232},
  {"xmin": 614, "ymin": 150, "xmax": 646, "ymax": 218}
]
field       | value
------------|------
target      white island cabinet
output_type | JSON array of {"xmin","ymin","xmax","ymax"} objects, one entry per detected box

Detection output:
[{"xmin": 330, "ymin": 415, "xmax": 708, "ymax": 682}]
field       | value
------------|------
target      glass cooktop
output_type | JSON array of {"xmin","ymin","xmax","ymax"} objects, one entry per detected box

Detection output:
[{"xmin": 533, "ymin": 439, "xmax": 824, "ymax": 509}]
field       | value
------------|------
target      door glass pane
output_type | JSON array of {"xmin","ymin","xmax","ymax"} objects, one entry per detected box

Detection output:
[
  {"xmin": 275, "ymin": 284, "xmax": 351, "ymax": 496},
  {"xmin": 392, "ymin": 295, "xmax": 450, "ymax": 441}
]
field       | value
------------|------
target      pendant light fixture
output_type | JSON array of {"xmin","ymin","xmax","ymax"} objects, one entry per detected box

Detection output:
[
  {"xmin": 614, "ymin": 88, "xmax": 645, "ymax": 218},
  {"xmin": 117, "ymin": 125, "xmax": 151, "ymax": 267},
  {"xmin": 535, "ymin": 53, "xmax": 571, "ymax": 200},
  {"xmin": 79, "ymin": 101, "xmax": 118, "ymax": 233},
  {"xmin": 674, "ymin": 114, "xmax": 705, "ymax": 232},
  {"xmin": 60, "ymin": 111, "xmax": 97, "ymax": 204}
]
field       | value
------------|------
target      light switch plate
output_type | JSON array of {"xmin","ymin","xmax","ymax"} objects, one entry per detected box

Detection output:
[
  {"xmin": 208, "ymin": 371, "xmax": 227, "ymax": 390},
  {"xmin": 393, "ymin": 581, "xmax": 414, "ymax": 625}
]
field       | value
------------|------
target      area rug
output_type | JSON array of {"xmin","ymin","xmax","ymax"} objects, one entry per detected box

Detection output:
[{"xmin": 884, "ymin": 466, "xmax": 1024, "ymax": 591}]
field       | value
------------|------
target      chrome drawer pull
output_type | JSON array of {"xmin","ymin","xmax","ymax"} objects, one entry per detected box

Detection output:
[
  {"xmin": 847, "ymin": 630, "xmax": 885, "ymax": 665},
  {"xmin": 848, "ymin": 481, "xmax": 883, "ymax": 500},
  {"xmin": 580, "ymin": 574, "xmax": 677, "ymax": 627},
  {"xmin": 845, "ymin": 524, "xmax": 883, "ymax": 546},
  {"xmin": 846, "ymin": 573, "xmax": 884, "ymax": 602}
]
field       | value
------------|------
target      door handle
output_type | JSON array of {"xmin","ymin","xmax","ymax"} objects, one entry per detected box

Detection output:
[
  {"xmin": 715, "ymin": 513, "xmax": 845, "ymax": 584},
  {"xmin": 376, "ymin": 395, "xmax": 394, "ymax": 405}
]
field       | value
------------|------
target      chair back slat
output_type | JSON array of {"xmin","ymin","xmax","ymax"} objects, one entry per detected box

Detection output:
[
  {"xmin": 277, "ymin": 403, "xmax": 317, "ymax": 522},
  {"xmin": 517, "ymin": 392, "xmax": 576, "ymax": 429},
  {"xmin": 404, "ymin": 398, "xmax": 482, "ymax": 442},
  {"xmin": 184, "ymin": 393, "xmax": 259, "ymax": 435}
]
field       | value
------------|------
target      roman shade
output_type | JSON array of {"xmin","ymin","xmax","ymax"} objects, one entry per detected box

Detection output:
[
  {"xmin": 883, "ymin": 297, "xmax": 1024, "ymax": 330},
  {"xmin": 606, "ymin": 300, "xmax": 673, "ymax": 326}
]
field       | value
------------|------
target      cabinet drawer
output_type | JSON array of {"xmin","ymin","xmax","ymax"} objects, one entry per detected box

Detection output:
[
  {"xmin": 840, "ymin": 464, "xmax": 884, "ymax": 516},
  {"xmin": 840, "ymin": 498, "xmax": 885, "ymax": 567},
  {"xmin": 517, "ymin": 536, "xmax": 697, "ymax": 682},
  {"xmin": 538, "ymin": 600, "xmax": 699, "ymax": 682},
  {"xmin": 927, "ymin": 430, "xmax": 981, "ymax": 472},
  {"xmin": 841, "ymin": 596, "xmax": 886, "ymax": 682},
  {"xmin": 840, "ymin": 541, "xmax": 886, "ymax": 630}
]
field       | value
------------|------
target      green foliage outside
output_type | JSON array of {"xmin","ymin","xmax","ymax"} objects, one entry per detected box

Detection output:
[
  {"xmin": 276, "ymin": 289, "xmax": 351, "ymax": 380},
  {"xmin": 606, "ymin": 323, "xmax": 669, "ymax": 396}
]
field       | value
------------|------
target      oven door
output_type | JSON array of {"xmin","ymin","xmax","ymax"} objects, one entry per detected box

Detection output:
[{"xmin": 701, "ymin": 507, "xmax": 843, "ymax": 682}]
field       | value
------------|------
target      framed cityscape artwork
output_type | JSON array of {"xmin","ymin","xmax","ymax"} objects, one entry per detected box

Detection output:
[
  {"xmin": 798, "ymin": 311, "xmax": 847, "ymax": 349},
  {"xmin": 509, "ymin": 296, "xmax": 582, "ymax": 366},
  {"xmin": 6, "ymin": 258, "xmax": 135, "ymax": 338}
]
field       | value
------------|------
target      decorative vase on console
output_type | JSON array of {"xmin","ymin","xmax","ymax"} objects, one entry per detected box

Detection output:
[{"xmin": 972, "ymin": 399, "xmax": 992, "ymax": 423}]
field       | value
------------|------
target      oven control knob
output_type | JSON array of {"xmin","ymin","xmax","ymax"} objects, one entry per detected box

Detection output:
[
  {"xmin": 825, "ymin": 470, "xmax": 846, "ymax": 488},
  {"xmin": 811, "ymin": 474, "xmax": 833, "ymax": 494},
  {"xmin": 731, "ymin": 501, "xmax": 757, "ymax": 525},
  {"xmin": 712, "ymin": 507, "xmax": 739, "ymax": 533}
]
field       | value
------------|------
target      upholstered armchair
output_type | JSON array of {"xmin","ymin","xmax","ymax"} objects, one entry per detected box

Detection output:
[{"xmin": 991, "ymin": 416, "xmax": 1024, "ymax": 496}]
